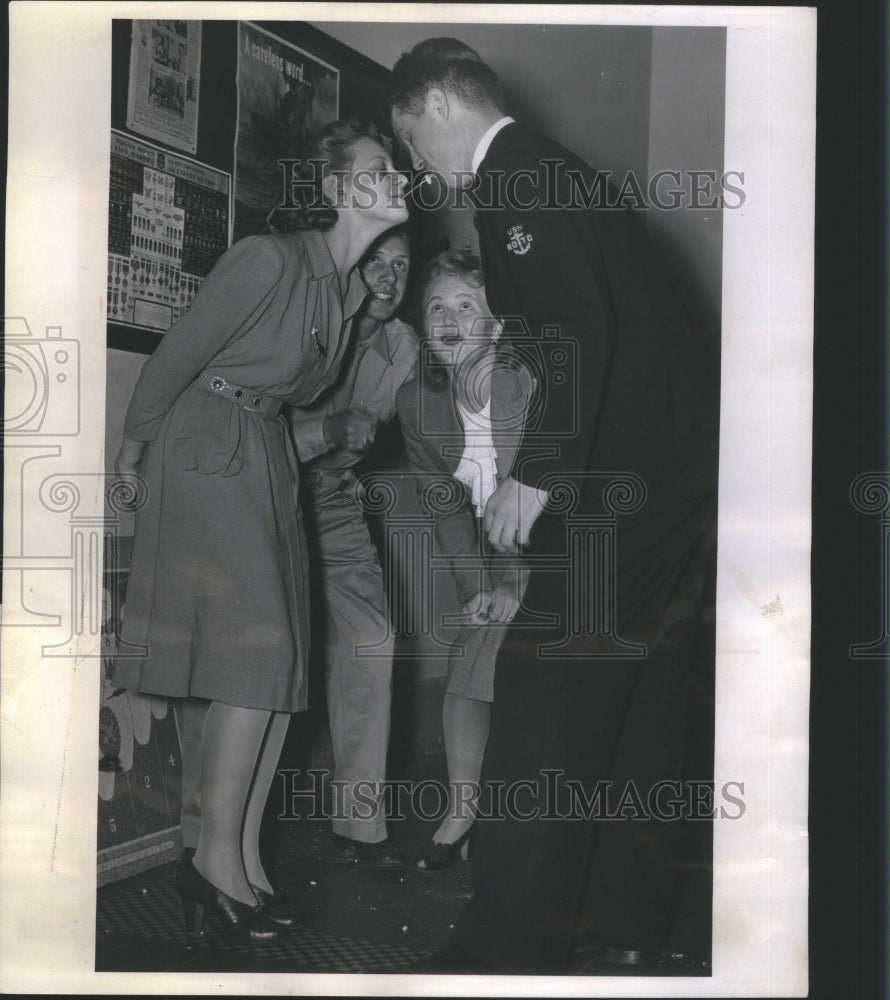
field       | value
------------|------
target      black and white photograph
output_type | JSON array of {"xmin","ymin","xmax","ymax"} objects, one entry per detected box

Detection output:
[{"xmin": 2, "ymin": 2, "xmax": 886, "ymax": 997}]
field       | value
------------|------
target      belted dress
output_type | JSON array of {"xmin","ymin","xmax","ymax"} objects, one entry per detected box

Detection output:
[{"xmin": 112, "ymin": 230, "xmax": 367, "ymax": 713}]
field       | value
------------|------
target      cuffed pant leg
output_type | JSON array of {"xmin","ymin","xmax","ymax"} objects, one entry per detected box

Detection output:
[{"xmin": 310, "ymin": 492, "xmax": 395, "ymax": 844}]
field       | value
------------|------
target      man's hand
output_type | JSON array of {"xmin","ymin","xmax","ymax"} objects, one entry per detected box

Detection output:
[
  {"xmin": 323, "ymin": 407, "xmax": 378, "ymax": 451},
  {"xmin": 483, "ymin": 476, "xmax": 548, "ymax": 553}
]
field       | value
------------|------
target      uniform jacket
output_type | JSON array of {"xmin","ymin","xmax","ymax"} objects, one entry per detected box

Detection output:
[{"xmin": 473, "ymin": 123, "xmax": 720, "ymax": 530}]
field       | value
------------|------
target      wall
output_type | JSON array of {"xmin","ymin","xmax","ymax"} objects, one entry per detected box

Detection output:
[{"xmin": 647, "ymin": 27, "xmax": 726, "ymax": 339}]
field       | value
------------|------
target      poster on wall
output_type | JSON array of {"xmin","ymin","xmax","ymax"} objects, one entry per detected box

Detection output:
[
  {"xmin": 108, "ymin": 129, "xmax": 231, "ymax": 332},
  {"xmin": 233, "ymin": 21, "xmax": 339, "ymax": 241},
  {"xmin": 126, "ymin": 19, "xmax": 201, "ymax": 153}
]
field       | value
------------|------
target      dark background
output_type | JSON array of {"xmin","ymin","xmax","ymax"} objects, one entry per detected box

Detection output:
[{"xmin": 809, "ymin": 0, "xmax": 888, "ymax": 998}]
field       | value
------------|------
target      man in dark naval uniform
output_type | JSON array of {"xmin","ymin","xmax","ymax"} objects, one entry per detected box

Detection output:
[{"xmin": 389, "ymin": 38, "xmax": 719, "ymax": 973}]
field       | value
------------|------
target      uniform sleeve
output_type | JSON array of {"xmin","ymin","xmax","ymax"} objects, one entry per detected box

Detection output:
[
  {"xmin": 396, "ymin": 385, "xmax": 493, "ymax": 605},
  {"xmin": 388, "ymin": 324, "xmax": 419, "ymax": 410},
  {"xmin": 287, "ymin": 410, "xmax": 332, "ymax": 463},
  {"xmin": 367, "ymin": 320, "xmax": 418, "ymax": 423},
  {"xmin": 123, "ymin": 237, "xmax": 288, "ymax": 441},
  {"xmin": 481, "ymin": 174, "xmax": 614, "ymax": 494}
]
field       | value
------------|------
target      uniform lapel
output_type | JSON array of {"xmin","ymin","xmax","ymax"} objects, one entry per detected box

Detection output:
[{"xmin": 491, "ymin": 365, "xmax": 533, "ymax": 482}]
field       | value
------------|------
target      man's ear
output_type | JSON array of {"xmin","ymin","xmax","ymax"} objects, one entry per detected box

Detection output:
[{"xmin": 426, "ymin": 87, "xmax": 450, "ymax": 122}]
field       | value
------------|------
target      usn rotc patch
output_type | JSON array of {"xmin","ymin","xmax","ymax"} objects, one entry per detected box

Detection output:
[{"xmin": 506, "ymin": 224, "xmax": 534, "ymax": 255}]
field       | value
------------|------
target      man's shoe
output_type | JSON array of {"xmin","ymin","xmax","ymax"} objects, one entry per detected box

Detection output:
[
  {"xmin": 600, "ymin": 945, "xmax": 663, "ymax": 967},
  {"xmin": 574, "ymin": 942, "xmax": 711, "ymax": 974},
  {"xmin": 329, "ymin": 834, "xmax": 404, "ymax": 868}
]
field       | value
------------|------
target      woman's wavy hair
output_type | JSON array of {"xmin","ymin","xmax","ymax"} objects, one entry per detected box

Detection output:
[
  {"xmin": 285, "ymin": 118, "xmax": 383, "ymax": 232},
  {"xmin": 416, "ymin": 249, "xmax": 488, "ymax": 392}
]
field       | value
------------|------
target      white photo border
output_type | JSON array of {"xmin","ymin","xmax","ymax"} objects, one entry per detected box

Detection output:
[{"xmin": 2, "ymin": 3, "xmax": 815, "ymax": 996}]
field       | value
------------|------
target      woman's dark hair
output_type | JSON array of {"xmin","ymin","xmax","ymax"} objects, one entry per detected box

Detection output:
[
  {"xmin": 387, "ymin": 38, "xmax": 506, "ymax": 118},
  {"xmin": 288, "ymin": 118, "xmax": 382, "ymax": 232},
  {"xmin": 416, "ymin": 249, "xmax": 487, "ymax": 392}
]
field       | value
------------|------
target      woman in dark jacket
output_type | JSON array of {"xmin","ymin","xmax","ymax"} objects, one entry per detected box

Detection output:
[{"xmin": 396, "ymin": 251, "xmax": 534, "ymax": 870}]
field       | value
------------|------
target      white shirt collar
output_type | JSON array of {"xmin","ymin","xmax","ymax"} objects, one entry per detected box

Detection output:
[{"xmin": 471, "ymin": 116, "xmax": 515, "ymax": 174}]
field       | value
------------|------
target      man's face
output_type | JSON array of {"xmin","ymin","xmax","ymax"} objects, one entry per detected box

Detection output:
[
  {"xmin": 391, "ymin": 98, "xmax": 472, "ymax": 190},
  {"xmin": 360, "ymin": 231, "xmax": 411, "ymax": 322}
]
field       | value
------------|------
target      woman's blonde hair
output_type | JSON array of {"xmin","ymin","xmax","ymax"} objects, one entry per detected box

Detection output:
[{"xmin": 288, "ymin": 118, "xmax": 383, "ymax": 231}]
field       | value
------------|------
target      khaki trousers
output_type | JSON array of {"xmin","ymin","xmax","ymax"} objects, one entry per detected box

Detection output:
[{"xmin": 302, "ymin": 478, "xmax": 395, "ymax": 843}]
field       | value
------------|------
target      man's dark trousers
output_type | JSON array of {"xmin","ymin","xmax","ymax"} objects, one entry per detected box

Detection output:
[{"xmin": 453, "ymin": 492, "xmax": 717, "ymax": 971}]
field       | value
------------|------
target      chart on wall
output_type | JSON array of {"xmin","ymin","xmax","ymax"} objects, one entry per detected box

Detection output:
[
  {"xmin": 108, "ymin": 130, "xmax": 231, "ymax": 332},
  {"xmin": 233, "ymin": 21, "xmax": 339, "ymax": 241},
  {"xmin": 126, "ymin": 19, "xmax": 202, "ymax": 154}
]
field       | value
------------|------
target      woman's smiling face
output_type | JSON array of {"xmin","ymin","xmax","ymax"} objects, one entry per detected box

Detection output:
[{"xmin": 422, "ymin": 274, "xmax": 498, "ymax": 371}]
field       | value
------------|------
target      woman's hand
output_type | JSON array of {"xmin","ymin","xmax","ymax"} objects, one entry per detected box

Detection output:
[
  {"xmin": 323, "ymin": 407, "xmax": 379, "ymax": 451},
  {"xmin": 115, "ymin": 437, "xmax": 146, "ymax": 477},
  {"xmin": 488, "ymin": 571, "xmax": 522, "ymax": 623},
  {"xmin": 460, "ymin": 589, "xmax": 493, "ymax": 626}
]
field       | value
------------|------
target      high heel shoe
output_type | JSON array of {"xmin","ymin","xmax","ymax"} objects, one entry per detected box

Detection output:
[
  {"xmin": 250, "ymin": 884, "xmax": 300, "ymax": 928},
  {"xmin": 179, "ymin": 860, "xmax": 279, "ymax": 943},
  {"xmin": 416, "ymin": 825, "xmax": 474, "ymax": 872}
]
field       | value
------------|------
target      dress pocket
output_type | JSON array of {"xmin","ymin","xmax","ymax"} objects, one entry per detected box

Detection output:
[{"xmin": 173, "ymin": 387, "xmax": 244, "ymax": 477}]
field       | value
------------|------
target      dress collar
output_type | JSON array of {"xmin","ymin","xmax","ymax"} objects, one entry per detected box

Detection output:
[
  {"xmin": 300, "ymin": 230, "xmax": 368, "ymax": 320},
  {"xmin": 300, "ymin": 229, "xmax": 336, "ymax": 278}
]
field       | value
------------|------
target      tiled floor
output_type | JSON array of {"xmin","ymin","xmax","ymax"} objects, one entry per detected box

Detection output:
[{"xmin": 95, "ymin": 748, "xmax": 712, "ymax": 977}]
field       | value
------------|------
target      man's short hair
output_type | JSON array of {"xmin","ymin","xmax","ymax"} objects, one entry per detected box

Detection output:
[{"xmin": 387, "ymin": 37, "xmax": 507, "ymax": 117}]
